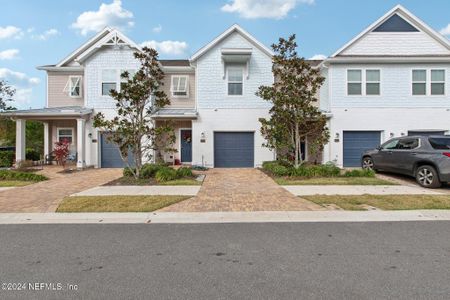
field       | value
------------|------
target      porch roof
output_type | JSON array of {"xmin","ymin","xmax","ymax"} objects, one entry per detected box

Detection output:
[
  {"xmin": 0, "ymin": 106, "xmax": 93, "ymax": 119},
  {"xmin": 152, "ymin": 108, "xmax": 198, "ymax": 119}
]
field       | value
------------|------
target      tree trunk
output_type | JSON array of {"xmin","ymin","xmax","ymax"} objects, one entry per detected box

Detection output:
[{"xmin": 294, "ymin": 123, "xmax": 299, "ymax": 168}]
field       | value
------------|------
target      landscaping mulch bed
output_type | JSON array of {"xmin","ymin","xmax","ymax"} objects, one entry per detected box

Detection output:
[{"xmin": 104, "ymin": 175, "xmax": 203, "ymax": 186}]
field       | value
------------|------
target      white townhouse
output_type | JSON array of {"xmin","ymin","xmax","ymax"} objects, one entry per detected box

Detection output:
[
  {"xmin": 5, "ymin": 25, "xmax": 276, "ymax": 168},
  {"xmin": 320, "ymin": 5, "xmax": 450, "ymax": 167}
]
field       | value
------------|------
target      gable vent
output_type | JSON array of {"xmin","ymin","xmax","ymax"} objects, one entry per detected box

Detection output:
[{"xmin": 373, "ymin": 14, "xmax": 419, "ymax": 32}]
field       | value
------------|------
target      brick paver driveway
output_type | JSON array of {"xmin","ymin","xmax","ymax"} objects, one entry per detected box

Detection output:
[
  {"xmin": 160, "ymin": 168, "xmax": 323, "ymax": 212},
  {"xmin": 0, "ymin": 166, "xmax": 122, "ymax": 212}
]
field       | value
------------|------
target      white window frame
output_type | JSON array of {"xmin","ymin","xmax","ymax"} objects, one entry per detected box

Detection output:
[
  {"xmin": 101, "ymin": 69, "xmax": 118, "ymax": 97},
  {"xmin": 346, "ymin": 69, "xmax": 362, "ymax": 96},
  {"xmin": 63, "ymin": 76, "xmax": 82, "ymax": 98},
  {"xmin": 365, "ymin": 69, "xmax": 381, "ymax": 96},
  {"xmin": 56, "ymin": 128, "xmax": 74, "ymax": 145},
  {"xmin": 412, "ymin": 69, "xmax": 427, "ymax": 96},
  {"xmin": 431, "ymin": 69, "xmax": 446, "ymax": 96},
  {"xmin": 170, "ymin": 75, "xmax": 189, "ymax": 98},
  {"xmin": 227, "ymin": 66, "xmax": 244, "ymax": 96}
]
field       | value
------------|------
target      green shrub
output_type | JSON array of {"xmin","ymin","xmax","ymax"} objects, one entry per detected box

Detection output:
[
  {"xmin": 0, "ymin": 170, "xmax": 47, "ymax": 182},
  {"xmin": 123, "ymin": 167, "xmax": 136, "ymax": 177},
  {"xmin": 176, "ymin": 167, "xmax": 193, "ymax": 178},
  {"xmin": 26, "ymin": 148, "xmax": 41, "ymax": 161},
  {"xmin": 290, "ymin": 163, "xmax": 341, "ymax": 178},
  {"xmin": 344, "ymin": 169, "xmax": 375, "ymax": 177},
  {"xmin": 272, "ymin": 165, "xmax": 291, "ymax": 176},
  {"xmin": 191, "ymin": 165, "xmax": 208, "ymax": 171},
  {"xmin": 155, "ymin": 167, "xmax": 178, "ymax": 182},
  {"xmin": 0, "ymin": 151, "xmax": 14, "ymax": 167},
  {"xmin": 141, "ymin": 164, "xmax": 164, "ymax": 179}
]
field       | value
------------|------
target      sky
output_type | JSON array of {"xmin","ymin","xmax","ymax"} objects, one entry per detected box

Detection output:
[{"xmin": 0, "ymin": 0, "xmax": 449, "ymax": 109}]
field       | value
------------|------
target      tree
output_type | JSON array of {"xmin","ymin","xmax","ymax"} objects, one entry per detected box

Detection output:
[
  {"xmin": 257, "ymin": 35, "xmax": 329, "ymax": 168},
  {"xmin": 0, "ymin": 80, "xmax": 15, "ymax": 111},
  {"xmin": 93, "ymin": 47, "xmax": 175, "ymax": 178},
  {"xmin": 53, "ymin": 140, "xmax": 70, "ymax": 169}
]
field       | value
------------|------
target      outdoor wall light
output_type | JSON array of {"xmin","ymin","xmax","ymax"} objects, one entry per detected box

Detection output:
[
  {"xmin": 334, "ymin": 133, "xmax": 340, "ymax": 142},
  {"xmin": 401, "ymin": 132, "xmax": 405, "ymax": 136},
  {"xmin": 88, "ymin": 133, "xmax": 93, "ymax": 138},
  {"xmin": 390, "ymin": 132, "xmax": 394, "ymax": 137}
]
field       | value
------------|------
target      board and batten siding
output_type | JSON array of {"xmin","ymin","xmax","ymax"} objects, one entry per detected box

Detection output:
[
  {"xmin": 160, "ymin": 73, "xmax": 195, "ymax": 108},
  {"xmin": 196, "ymin": 32, "xmax": 273, "ymax": 109},
  {"xmin": 329, "ymin": 63, "xmax": 450, "ymax": 108},
  {"xmin": 340, "ymin": 32, "xmax": 450, "ymax": 56},
  {"xmin": 47, "ymin": 71, "xmax": 84, "ymax": 107}
]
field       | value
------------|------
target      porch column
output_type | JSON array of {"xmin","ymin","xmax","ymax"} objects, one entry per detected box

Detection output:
[
  {"xmin": 76, "ymin": 118, "xmax": 86, "ymax": 169},
  {"xmin": 15, "ymin": 119, "xmax": 26, "ymax": 163},
  {"xmin": 43, "ymin": 122, "xmax": 50, "ymax": 158}
]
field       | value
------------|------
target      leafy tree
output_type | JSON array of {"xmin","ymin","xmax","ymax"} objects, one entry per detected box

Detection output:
[
  {"xmin": 93, "ymin": 47, "xmax": 175, "ymax": 178},
  {"xmin": 53, "ymin": 140, "xmax": 70, "ymax": 169},
  {"xmin": 257, "ymin": 35, "xmax": 329, "ymax": 168},
  {"xmin": 0, "ymin": 80, "xmax": 15, "ymax": 111}
]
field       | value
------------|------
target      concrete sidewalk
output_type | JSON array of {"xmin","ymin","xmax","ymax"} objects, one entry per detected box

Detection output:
[
  {"xmin": 1, "ymin": 210, "xmax": 450, "ymax": 224},
  {"xmin": 71, "ymin": 185, "xmax": 201, "ymax": 196},
  {"xmin": 284, "ymin": 185, "xmax": 444, "ymax": 196}
]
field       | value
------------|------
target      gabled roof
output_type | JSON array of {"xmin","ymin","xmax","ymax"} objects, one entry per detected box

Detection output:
[
  {"xmin": 55, "ymin": 27, "xmax": 140, "ymax": 67},
  {"xmin": 331, "ymin": 5, "xmax": 450, "ymax": 57},
  {"xmin": 190, "ymin": 24, "xmax": 273, "ymax": 62}
]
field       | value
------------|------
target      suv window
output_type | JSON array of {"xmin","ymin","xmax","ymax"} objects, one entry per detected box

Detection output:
[
  {"xmin": 396, "ymin": 138, "xmax": 419, "ymax": 150},
  {"xmin": 382, "ymin": 139, "xmax": 399, "ymax": 150},
  {"xmin": 429, "ymin": 137, "xmax": 450, "ymax": 150}
]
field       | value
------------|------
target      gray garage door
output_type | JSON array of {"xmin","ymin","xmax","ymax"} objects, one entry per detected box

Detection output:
[
  {"xmin": 214, "ymin": 132, "xmax": 254, "ymax": 168},
  {"xmin": 343, "ymin": 131, "xmax": 381, "ymax": 167},
  {"xmin": 408, "ymin": 131, "xmax": 446, "ymax": 136},
  {"xmin": 100, "ymin": 133, "xmax": 134, "ymax": 168}
]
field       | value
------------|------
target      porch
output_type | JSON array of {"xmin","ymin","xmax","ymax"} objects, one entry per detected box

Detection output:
[
  {"xmin": 1, "ymin": 106, "xmax": 93, "ymax": 169},
  {"xmin": 152, "ymin": 108, "xmax": 197, "ymax": 165}
]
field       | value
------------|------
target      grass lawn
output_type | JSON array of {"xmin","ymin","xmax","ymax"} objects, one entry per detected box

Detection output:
[
  {"xmin": 303, "ymin": 194, "xmax": 450, "ymax": 210},
  {"xmin": 57, "ymin": 195, "xmax": 191, "ymax": 212},
  {"xmin": 275, "ymin": 176, "xmax": 397, "ymax": 186},
  {"xmin": 105, "ymin": 176, "xmax": 202, "ymax": 186},
  {"xmin": 0, "ymin": 180, "xmax": 33, "ymax": 187}
]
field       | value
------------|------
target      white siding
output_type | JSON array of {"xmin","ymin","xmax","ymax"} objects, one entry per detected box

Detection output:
[
  {"xmin": 341, "ymin": 32, "xmax": 450, "ymax": 56},
  {"xmin": 196, "ymin": 32, "xmax": 273, "ymax": 109},
  {"xmin": 329, "ymin": 63, "xmax": 450, "ymax": 108},
  {"xmin": 85, "ymin": 47, "xmax": 141, "ymax": 109}
]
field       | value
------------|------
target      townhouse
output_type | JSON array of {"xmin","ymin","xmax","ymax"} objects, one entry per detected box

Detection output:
[{"xmin": 4, "ymin": 5, "xmax": 450, "ymax": 169}]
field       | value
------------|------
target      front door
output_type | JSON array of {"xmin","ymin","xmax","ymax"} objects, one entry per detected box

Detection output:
[{"xmin": 180, "ymin": 129, "xmax": 192, "ymax": 163}]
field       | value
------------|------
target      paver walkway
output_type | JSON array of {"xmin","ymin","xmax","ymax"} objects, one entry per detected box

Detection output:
[
  {"xmin": 0, "ymin": 166, "xmax": 122, "ymax": 212},
  {"xmin": 284, "ymin": 185, "xmax": 445, "ymax": 196},
  {"xmin": 159, "ymin": 168, "xmax": 323, "ymax": 212}
]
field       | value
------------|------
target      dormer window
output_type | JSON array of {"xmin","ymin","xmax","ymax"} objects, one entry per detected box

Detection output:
[
  {"xmin": 227, "ymin": 66, "xmax": 243, "ymax": 96},
  {"xmin": 171, "ymin": 75, "xmax": 189, "ymax": 97},
  {"xmin": 63, "ymin": 76, "xmax": 82, "ymax": 98}
]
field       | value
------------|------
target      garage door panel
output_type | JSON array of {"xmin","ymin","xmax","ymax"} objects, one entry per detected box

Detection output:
[
  {"xmin": 343, "ymin": 131, "xmax": 381, "ymax": 167},
  {"xmin": 214, "ymin": 132, "xmax": 254, "ymax": 168},
  {"xmin": 101, "ymin": 133, "xmax": 134, "ymax": 168}
]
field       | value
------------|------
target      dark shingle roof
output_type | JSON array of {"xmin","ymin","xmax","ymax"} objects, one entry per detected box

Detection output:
[{"xmin": 159, "ymin": 60, "xmax": 190, "ymax": 67}]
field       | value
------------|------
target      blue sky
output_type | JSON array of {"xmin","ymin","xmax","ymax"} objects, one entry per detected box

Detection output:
[{"xmin": 0, "ymin": 0, "xmax": 449, "ymax": 109}]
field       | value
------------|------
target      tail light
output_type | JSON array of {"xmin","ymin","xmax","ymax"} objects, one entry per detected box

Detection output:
[{"xmin": 444, "ymin": 153, "xmax": 450, "ymax": 158}]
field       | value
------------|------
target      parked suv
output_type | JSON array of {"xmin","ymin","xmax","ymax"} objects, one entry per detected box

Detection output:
[{"xmin": 362, "ymin": 136, "xmax": 450, "ymax": 188}]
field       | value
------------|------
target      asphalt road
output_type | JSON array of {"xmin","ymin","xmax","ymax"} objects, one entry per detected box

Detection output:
[{"xmin": 1, "ymin": 222, "xmax": 450, "ymax": 299}]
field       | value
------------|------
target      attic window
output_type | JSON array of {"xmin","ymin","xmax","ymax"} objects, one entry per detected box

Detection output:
[
  {"xmin": 171, "ymin": 75, "xmax": 189, "ymax": 97},
  {"xmin": 63, "ymin": 76, "xmax": 82, "ymax": 98},
  {"xmin": 373, "ymin": 14, "xmax": 419, "ymax": 32}
]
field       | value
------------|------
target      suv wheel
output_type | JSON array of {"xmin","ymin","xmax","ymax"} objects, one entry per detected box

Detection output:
[
  {"xmin": 416, "ymin": 165, "xmax": 441, "ymax": 188},
  {"xmin": 362, "ymin": 157, "xmax": 375, "ymax": 170}
]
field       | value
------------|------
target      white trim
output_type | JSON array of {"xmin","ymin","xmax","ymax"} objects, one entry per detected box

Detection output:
[
  {"xmin": 411, "ymin": 68, "xmax": 446, "ymax": 97},
  {"xmin": 331, "ymin": 5, "xmax": 450, "ymax": 58},
  {"xmin": 179, "ymin": 128, "xmax": 192, "ymax": 163},
  {"xmin": 68, "ymin": 75, "xmax": 82, "ymax": 98},
  {"xmin": 56, "ymin": 127, "xmax": 74, "ymax": 145},
  {"xmin": 170, "ymin": 75, "xmax": 189, "ymax": 98},
  {"xmin": 190, "ymin": 24, "xmax": 273, "ymax": 62},
  {"xmin": 226, "ymin": 65, "xmax": 244, "ymax": 96},
  {"xmin": 346, "ymin": 68, "xmax": 381, "ymax": 96}
]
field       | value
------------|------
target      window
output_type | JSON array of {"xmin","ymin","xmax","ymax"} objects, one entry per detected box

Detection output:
[
  {"xmin": 57, "ymin": 128, "xmax": 73, "ymax": 144},
  {"xmin": 63, "ymin": 76, "xmax": 82, "ymax": 98},
  {"xmin": 227, "ymin": 67, "xmax": 243, "ymax": 95},
  {"xmin": 366, "ymin": 70, "xmax": 380, "ymax": 95},
  {"xmin": 382, "ymin": 139, "xmax": 399, "ymax": 150},
  {"xmin": 102, "ymin": 69, "xmax": 117, "ymax": 96},
  {"xmin": 171, "ymin": 75, "xmax": 189, "ymax": 97},
  {"xmin": 347, "ymin": 70, "xmax": 362, "ymax": 95},
  {"xmin": 396, "ymin": 138, "xmax": 419, "ymax": 150},
  {"xmin": 428, "ymin": 137, "xmax": 450, "ymax": 150},
  {"xmin": 431, "ymin": 70, "xmax": 445, "ymax": 95},
  {"xmin": 412, "ymin": 70, "xmax": 426, "ymax": 95}
]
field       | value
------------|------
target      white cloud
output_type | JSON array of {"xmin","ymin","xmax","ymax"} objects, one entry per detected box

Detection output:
[
  {"xmin": 309, "ymin": 54, "xmax": 326, "ymax": 60},
  {"xmin": 32, "ymin": 28, "xmax": 60, "ymax": 41},
  {"xmin": 71, "ymin": 0, "xmax": 134, "ymax": 36},
  {"xmin": 440, "ymin": 24, "xmax": 450, "ymax": 36},
  {"xmin": 140, "ymin": 40, "xmax": 188, "ymax": 56},
  {"xmin": 152, "ymin": 24, "xmax": 162, "ymax": 34},
  {"xmin": 0, "ymin": 26, "xmax": 23, "ymax": 40},
  {"xmin": 221, "ymin": 0, "xmax": 314, "ymax": 19},
  {"xmin": 0, "ymin": 68, "xmax": 40, "ymax": 105},
  {"xmin": 0, "ymin": 49, "xmax": 19, "ymax": 60}
]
